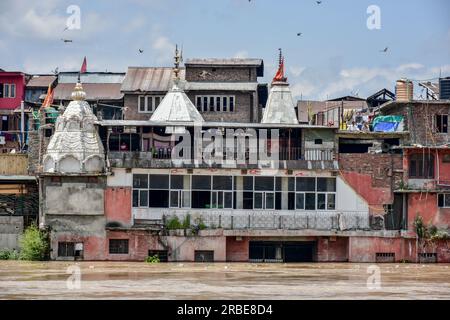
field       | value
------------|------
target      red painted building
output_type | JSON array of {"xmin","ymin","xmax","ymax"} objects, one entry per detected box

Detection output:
[{"xmin": 0, "ymin": 71, "xmax": 27, "ymax": 152}]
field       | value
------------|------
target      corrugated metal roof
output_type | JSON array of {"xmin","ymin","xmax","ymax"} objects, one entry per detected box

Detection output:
[
  {"xmin": 58, "ymin": 72, "xmax": 125, "ymax": 84},
  {"xmin": 121, "ymin": 67, "xmax": 185, "ymax": 93},
  {"xmin": 184, "ymin": 82, "xmax": 258, "ymax": 91},
  {"xmin": 26, "ymin": 75, "xmax": 56, "ymax": 87},
  {"xmin": 185, "ymin": 58, "xmax": 263, "ymax": 66},
  {"xmin": 52, "ymin": 83, "xmax": 123, "ymax": 101}
]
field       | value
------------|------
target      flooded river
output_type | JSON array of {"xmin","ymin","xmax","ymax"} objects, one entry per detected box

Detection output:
[{"xmin": 0, "ymin": 261, "xmax": 449, "ymax": 299}]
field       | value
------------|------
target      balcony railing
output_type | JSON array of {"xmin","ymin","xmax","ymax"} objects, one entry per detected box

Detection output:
[
  {"xmin": 134, "ymin": 209, "xmax": 369, "ymax": 231},
  {"xmin": 109, "ymin": 146, "xmax": 335, "ymax": 162}
]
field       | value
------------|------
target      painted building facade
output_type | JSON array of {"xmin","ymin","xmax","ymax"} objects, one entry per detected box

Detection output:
[{"xmin": 36, "ymin": 54, "xmax": 450, "ymax": 263}]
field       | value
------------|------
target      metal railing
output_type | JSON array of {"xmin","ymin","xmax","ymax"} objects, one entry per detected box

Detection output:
[{"xmin": 158, "ymin": 210, "xmax": 369, "ymax": 231}]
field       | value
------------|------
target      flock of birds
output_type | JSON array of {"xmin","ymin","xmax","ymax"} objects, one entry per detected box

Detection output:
[{"xmin": 58, "ymin": 0, "xmax": 389, "ymax": 60}]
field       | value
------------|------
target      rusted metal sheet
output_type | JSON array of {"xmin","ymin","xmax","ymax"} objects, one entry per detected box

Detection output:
[{"xmin": 52, "ymin": 83, "xmax": 124, "ymax": 100}]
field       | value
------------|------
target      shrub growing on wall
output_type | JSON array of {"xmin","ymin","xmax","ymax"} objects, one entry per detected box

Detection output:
[{"xmin": 19, "ymin": 225, "xmax": 50, "ymax": 261}]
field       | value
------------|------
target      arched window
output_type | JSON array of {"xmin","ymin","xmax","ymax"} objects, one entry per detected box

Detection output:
[{"xmin": 409, "ymin": 153, "xmax": 434, "ymax": 179}]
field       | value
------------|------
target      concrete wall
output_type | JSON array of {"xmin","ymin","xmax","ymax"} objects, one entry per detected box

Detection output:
[
  {"xmin": 407, "ymin": 193, "xmax": 450, "ymax": 230},
  {"xmin": 0, "ymin": 216, "xmax": 23, "ymax": 250},
  {"xmin": 339, "ymin": 153, "xmax": 403, "ymax": 214},
  {"xmin": 226, "ymin": 236, "xmax": 249, "ymax": 261},
  {"xmin": 349, "ymin": 236, "xmax": 416, "ymax": 263},
  {"xmin": 45, "ymin": 183, "xmax": 104, "ymax": 215},
  {"xmin": 105, "ymin": 187, "xmax": 132, "ymax": 227},
  {"xmin": 316, "ymin": 237, "xmax": 349, "ymax": 262},
  {"xmin": 336, "ymin": 176, "xmax": 368, "ymax": 213}
]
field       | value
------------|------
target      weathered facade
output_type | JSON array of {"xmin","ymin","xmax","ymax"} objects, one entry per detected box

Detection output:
[{"xmin": 31, "ymin": 53, "xmax": 450, "ymax": 263}]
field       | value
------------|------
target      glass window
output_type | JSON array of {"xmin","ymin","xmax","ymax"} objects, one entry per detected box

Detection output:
[
  {"xmin": 317, "ymin": 178, "xmax": 336, "ymax": 192},
  {"xmin": 213, "ymin": 176, "xmax": 232, "ymax": 190},
  {"xmin": 409, "ymin": 154, "xmax": 434, "ymax": 179},
  {"xmin": 149, "ymin": 174, "xmax": 169, "ymax": 189},
  {"xmin": 209, "ymin": 97, "xmax": 215, "ymax": 111},
  {"xmin": 149, "ymin": 190, "xmax": 169, "ymax": 207},
  {"xmin": 216, "ymin": 97, "xmax": 221, "ymax": 111},
  {"xmin": 170, "ymin": 175, "xmax": 184, "ymax": 189},
  {"xmin": 154, "ymin": 96, "xmax": 161, "ymax": 109},
  {"xmin": 288, "ymin": 177, "xmax": 295, "ymax": 191},
  {"xmin": 132, "ymin": 190, "xmax": 139, "ymax": 207},
  {"xmin": 243, "ymin": 176, "xmax": 253, "ymax": 190},
  {"xmin": 182, "ymin": 191, "xmax": 191, "ymax": 208},
  {"xmin": 305, "ymin": 193, "xmax": 316, "ymax": 210},
  {"xmin": 327, "ymin": 194, "xmax": 336, "ymax": 210},
  {"xmin": 222, "ymin": 97, "xmax": 228, "ymax": 110},
  {"xmin": 203, "ymin": 97, "xmax": 208, "ymax": 111},
  {"xmin": 254, "ymin": 192, "xmax": 263, "ymax": 209},
  {"xmin": 139, "ymin": 96, "xmax": 146, "ymax": 112},
  {"xmin": 438, "ymin": 194, "xmax": 450, "ymax": 208},
  {"xmin": 196, "ymin": 96, "xmax": 202, "ymax": 110},
  {"xmin": 296, "ymin": 177, "xmax": 316, "ymax": 191},
  {"xmin": 109, "ymin": 239, "xmax": 129, "ymax": 254},
  {"xmin": 255, "ymin": 177, "xmax": 274, "ymax": 191},
  {"xmin": 243, "ymin": 192, "xmax": 253, "ymax": 209},
  {"xmin": 224, "ymin": 192, "xmax": 233, "ymax": 209},
  {"xmin": 192, "ymin": 175, "xmax": 211, "ymax": 190},
  {"xmin": 133, "ymin": 174, "xmax": 148, "ymax": 188},
  {"xmin": 229, "ymin": 96, "xmax": 234, "ymax": 112},
  {"xmin": 275, "ymin": 177, "xmax": 282, "ymax": 191},
  {"xmin": 295, "ymin": 193, "xmax": 305, "ymax": 209},
  {"xmin": 139, "ymin": 190, "xmax": 148, "ymax": 207},
  {"xmin": 317, "ymin": 193, "xmax": 326, "ymax": 210},
  {"xmin": 266, "ymin": 192, "xmax": 275, "ymax": 209},
  {"xmin": 170, "ymin": 191, "xmax": 179, "ymax": 208}
]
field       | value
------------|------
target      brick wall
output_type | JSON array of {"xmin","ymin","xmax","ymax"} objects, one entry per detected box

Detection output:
[
  {"xmin": 339, "ymin": 153, "xmax": 403, "ymax": 211},
  {"xmin": 185, "ymin": 66, "xmax": 257, "ymax": 82},
  {"xmin": 384, "ymin": 102, "xmax": 450, "ymax": 146}
]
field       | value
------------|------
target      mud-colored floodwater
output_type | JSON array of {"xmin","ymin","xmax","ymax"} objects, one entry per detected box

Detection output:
[{"xmin": 0, "ymin": 261, "xmax": 449, "ymax": 299}]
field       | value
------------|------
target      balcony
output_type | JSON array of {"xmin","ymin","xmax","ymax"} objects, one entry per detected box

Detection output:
[
  {"xmin": 108, "ymin": 146, "xmax": 337, "ymax": 170},
  {"xmin": 133, "ymin": 209, "xmax": 369, "ymax": 231}
]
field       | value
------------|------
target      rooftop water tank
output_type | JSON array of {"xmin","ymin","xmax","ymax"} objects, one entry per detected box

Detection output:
[{"xmin": 395, "ymin": 78, "xmax": 413, "ymax": 102}]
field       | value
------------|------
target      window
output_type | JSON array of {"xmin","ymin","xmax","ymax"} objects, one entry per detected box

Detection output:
[
  {"xmin": 109, "ymin": 239, "xmax": 129, "ymax": 254},
  {"xmin": 194, "ymin": 250, "xmax": 214, "ymax": 262},
  {"xmin": 131, "ymin": 174, "xmax": 336, "ymax": 211},
  {"xmin": 435, "ymin": 114, "xmax": 448, "ymax": 133},
  {"xmin": 2, "ymin": 84, "xmax": 15, "ymax": 98},
  {"xmin": 58, "ymin": 242, "xmax": 75, "ymax": 257},
  {"xmin": 138, "ymin": 95, "xmax": 164, "ymax": 113},
  {"xmin": 409, "ymin": 154, "xmax": 434, "ymax": 179},
  {"xmin": 314, "ymin": 139, "xmax": 323, "ymax": 145},
  {"xmin": 195, "ymin": 95, "xmax": 235, "ymax": 112},
  {"xmin": 438, "ymin": 194, "xmax": 450, "ymax": 208}
]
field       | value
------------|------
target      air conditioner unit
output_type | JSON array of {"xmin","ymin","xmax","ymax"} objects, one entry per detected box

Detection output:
[{"xmin": 0, "ymin": 136, "xmax": 5, "ymax": 145}]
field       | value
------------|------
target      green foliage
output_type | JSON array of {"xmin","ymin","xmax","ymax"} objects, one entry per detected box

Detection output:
[
  {"xmin": 166, "ymin": 216, "xmax": 182, "ymax": 230},
  {"xmin": 0, "ymin": 249, "xmax": 19, "ymax": 260},
  {"xmin": 19, "ymin": 225, "xmax": 49, "ymax": 261},
  {"xmin": 413, "ymin": 214, "xmax": 449, "ymax": 241},
  {"xmin": 145, "ymin": 255, "xmax": 160, "ymax": 263},
  {"xmin": 413, "ymin": 215, "xmax": 427, "ymax": 239},
  {"xmin": 182, "ymin": 214, "xmax": 191, "ymax": 229}
]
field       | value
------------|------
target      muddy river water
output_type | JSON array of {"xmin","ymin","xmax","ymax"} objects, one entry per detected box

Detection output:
[{"xmin": 0, "ymin": 261, "xmax": 449, "ymax": 299}]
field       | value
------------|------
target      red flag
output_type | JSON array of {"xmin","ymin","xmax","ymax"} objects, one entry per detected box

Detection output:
[
  {"xmin": 273, "ymin": 59, "xmax": 285, "ymax": 82},
  {"xmin": 41, "ymin": 84, "xmax": 54, "ymax": 109},
  {"xmin": 80, "ymin": 56, "xmax": 87, "ymax": 73}
]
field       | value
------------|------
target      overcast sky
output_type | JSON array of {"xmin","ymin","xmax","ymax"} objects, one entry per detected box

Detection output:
[{"xmin": 1, "ymin": 0, "xmax": 449, "ymax": 100}]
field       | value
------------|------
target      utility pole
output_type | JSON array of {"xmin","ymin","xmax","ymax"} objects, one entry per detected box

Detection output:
[{"xmin": 20, "ymin": 100, "xmax": 25, "ymax": 151}]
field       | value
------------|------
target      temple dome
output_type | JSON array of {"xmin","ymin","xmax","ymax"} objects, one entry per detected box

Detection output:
[
  {"xmin": 43, "ymin": 82, "xmax": 105, "ymax": 174},
  {"xmin": 261, "ymin": 50, "xmax": 299, "ymax": 124}
]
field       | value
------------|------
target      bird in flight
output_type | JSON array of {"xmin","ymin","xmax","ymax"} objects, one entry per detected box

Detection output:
[
  {"xmin": 380, "ymin": 47, "xmax": 389, "ymax": 53},
  {"xmin": 61, "ymin": 39, "xmax": 73, "ymax": 43},
  {"xmin": 138, "ymin": 49, "xmax": 144, "ymax": 54},
  {"xmin": 297, "ymin": 32, "xmax": 303, "ymax": 36},
  {"xmin": 316, "ymin": 1, "xmax": 322, "ymax": 4}
]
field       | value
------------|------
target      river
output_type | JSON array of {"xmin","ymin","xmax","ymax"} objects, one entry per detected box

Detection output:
[{"xmin": 0, "ymin": 261, "xmax": 449, "ymax": 299}]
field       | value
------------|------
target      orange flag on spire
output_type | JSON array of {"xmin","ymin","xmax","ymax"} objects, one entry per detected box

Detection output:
[
  {"xmin": 80, "ymin": 56, "xmax": 87, "ymax": 73},
  {"xmin": 41, "ymin": 83, "xmax": 54, "ymax": 109},
  {"xmin": 273, "ymin": 59, "xmax": 285, "ymax": 82}
]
